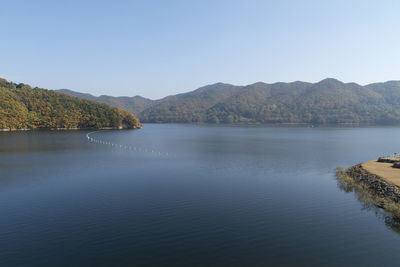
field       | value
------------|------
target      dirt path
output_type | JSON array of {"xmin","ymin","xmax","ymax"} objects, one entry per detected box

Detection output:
[{"xmin": 362, "ymin": 160, "xmax": 400, "ymax": 186}]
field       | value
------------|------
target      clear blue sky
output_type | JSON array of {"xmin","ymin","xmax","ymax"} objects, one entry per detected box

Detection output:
[{"xmin": 1, "ymin": 0, "xmax": 399, "ymax": 99}]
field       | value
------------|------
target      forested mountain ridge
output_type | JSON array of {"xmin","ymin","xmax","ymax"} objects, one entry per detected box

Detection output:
[
  {"xmin": 139, "ymin": 83, "xmax": 244, "ymax": 123},
  {"xmin": 57, "ymin": 89, "xmax": 155, "ymax": 115},
  {"xmin": 365, "ymin": 81, "xmax": 400, "ymax": 108},
  {"xmin": 0, "ymin": 78, "xmax": 141, "ymax": 130},
  {"xmin": 59, "ymin": 78, "xmax": 400, "ymax": 125}
]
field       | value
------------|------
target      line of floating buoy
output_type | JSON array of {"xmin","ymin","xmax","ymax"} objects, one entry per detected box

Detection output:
[{"xmin": 86, "ymin": 131, "xmax": 170, "ymax": 157}]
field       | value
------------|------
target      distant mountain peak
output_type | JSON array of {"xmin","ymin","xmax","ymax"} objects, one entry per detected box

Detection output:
[
  {"xmin": 188, "ymin": 82, "xmax": 236, "ymax": 95},
  {"xmin": 198, "ymin": 82, "xmax": 234, "ymax": 89},
  {"xmin": 317, "ymin": 78, "xmax": 344, "ymax": 84},
  {"xmin": 248, "ymin": 81, "xmax": 268, "ymax": 87}
]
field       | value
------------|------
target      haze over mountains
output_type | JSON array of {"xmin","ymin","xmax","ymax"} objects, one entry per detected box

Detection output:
[{"xmin": 58, "ymin": 78, "xmax": 400, "ymax": 125}]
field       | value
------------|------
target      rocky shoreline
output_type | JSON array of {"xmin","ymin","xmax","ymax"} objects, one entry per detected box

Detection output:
[{"xmin": 346, "ymin": 164, "xmax": 400, "ymax": 203}]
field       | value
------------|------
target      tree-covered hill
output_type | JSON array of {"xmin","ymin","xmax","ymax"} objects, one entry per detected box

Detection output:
[
  {"xmin": 58, "ymin": 78, "xmax": 400, "ymax": 125},
  {"xmin": 139, "ymin": 83, "xmax": 243, "ymax": 123},
  {"xmin": 0, "ymin": 78, "xmax": 141, "ymax": 130},
  {"xmin": 139, "ymin": 78, "xmax": 400, "ymax": 124},
  {"xmin": 203, "ymin": 79, "xmax": 391, "ymax": 124}
]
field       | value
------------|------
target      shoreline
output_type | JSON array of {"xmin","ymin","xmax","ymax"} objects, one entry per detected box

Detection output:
[
  {"xmin": 0, "ymin": 126, "xmax": 142, "ymax": 132},
  {"xmin": 141, "ymin": 122, "xmax": 400, "ymax": 127},
  {"xmin": 345, "ymin": 164, "xmax": 400, "ymax": 203},
  {"xmin": 337, "ymin": 159, "xmax": 400, "ymax": 220}
]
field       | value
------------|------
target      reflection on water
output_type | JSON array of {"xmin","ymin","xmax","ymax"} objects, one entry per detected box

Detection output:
[
  {"xmin": 1, "ymin": 124, "xmax": 400, "ymax": 266},
  {"xmin": 335, "ymin": 168, "xmax": 400, "ymax": 234}
]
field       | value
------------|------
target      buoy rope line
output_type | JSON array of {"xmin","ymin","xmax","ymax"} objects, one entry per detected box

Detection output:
[{"xmin": 86, "ymin": 130, "xmax": 170, "ymax": 157}]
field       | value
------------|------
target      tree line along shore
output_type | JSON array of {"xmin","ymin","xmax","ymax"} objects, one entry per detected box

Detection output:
[{"xmin": 0, "ymin": 78, "xmax": 141, "ymax": 130}]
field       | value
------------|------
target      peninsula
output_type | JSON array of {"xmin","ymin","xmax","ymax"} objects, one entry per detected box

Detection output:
[{"xmin": 337, "ymin": 156, "xmax": 400, "ymax": 220}]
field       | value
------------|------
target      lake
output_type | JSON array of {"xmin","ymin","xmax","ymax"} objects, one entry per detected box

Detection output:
[{"xmin": 1, "ymin": 124, "xmax": 400, "ymax": 266}]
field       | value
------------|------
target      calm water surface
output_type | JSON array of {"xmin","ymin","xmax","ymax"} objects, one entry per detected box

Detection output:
[{"xmin": 1, "ymin": 124, "xmax": 400, "ymax": 266}]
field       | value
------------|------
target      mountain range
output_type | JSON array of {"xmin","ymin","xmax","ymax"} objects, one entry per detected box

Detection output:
[{"xmin": 58, "ymin": 78, "xmax": 400, "ymax": 125}]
